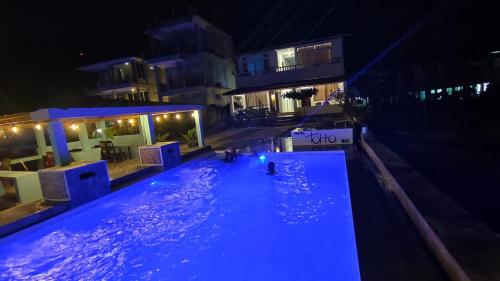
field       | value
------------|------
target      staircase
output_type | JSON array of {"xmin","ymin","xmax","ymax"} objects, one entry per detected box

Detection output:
[{"xmin": 273, "ymin": 114, "xmax": 299, "ymax": 127}]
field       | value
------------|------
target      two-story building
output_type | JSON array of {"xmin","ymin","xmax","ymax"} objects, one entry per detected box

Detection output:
[
  {"xmin": 78, "ymin": 15, "xmax": 235, "ymax": 107},
  {"xmin": 78, "ymin": 57, "xmax": 159, "ymax": 102},
  {"xmin": 225, "ymin": 36, "xmax": 346, "ymax": 115}
]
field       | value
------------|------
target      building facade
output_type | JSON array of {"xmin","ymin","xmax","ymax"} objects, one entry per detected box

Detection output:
[
  {"xmin": 225, "ymin": 36, "xmax": 346, "ymax": 115},
  {"xmin": 78, "ymin": 16, "xmax": 235, "ymax": 107}
]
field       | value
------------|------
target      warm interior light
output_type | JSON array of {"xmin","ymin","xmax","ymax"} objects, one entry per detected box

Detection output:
[
  {"xmin": 275, "ymin": 147, "xmax": 281, "ymax": 152},
  {"xmin": 128, "ymin": 119, "xmax": 136, "ymax": 125},
  {"xmin": 175, "ymin": 114, "xmax": 181, "ymax": 120},
  {"xmin": 11, "ymin": 126, "xmax": 19, "ymax": 133},
  {"xmin": 191, "ymin": 112, "xmax": 195, "ymax": 118},
  {"xmin": 70, "ymin": 124, "xmax": 79, "ymax": 131},
  {"xmin": 35, "ymin": 124, "xmax": 42, "ymax": 130},
  {"xmin": 163, "ymin": 114, "xmax": 168, "ymax": 119},
  {"xmin": 271, "ymin": 94, "xmax": 276, "ymax": 101},
  {"xmin": 117, "ymin": 119, "xmax": 123, "ymax": 125},
  {"xmin": 131, "ymin": 88, "xmax": 136, "ymax": 92},
  {"xmin": 96, "ymin": 128, "xmax": 103, "ymax": 133},
  {"xmin": 155, "ymin": 116, "xmax": 161, "ymax": 122}
]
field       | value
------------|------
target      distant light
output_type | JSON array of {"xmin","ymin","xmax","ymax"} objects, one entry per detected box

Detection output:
[
  {"xmin": 259, "ymin": 155, "xmax": 266, "ymax": 161},
  {"xmin": 70, "ymin": 124, "xmax": 79, "ymax": 131},
  {"xmin": 131, "ymin": 88, "xmax": 136, "ymax": 92},
  {"xmin": 155, "ymin": 116, "xmax": 161, "ymax": 122},
  {"xmin": 128, "ymin": 119, "xmax": 136, "ymax": 125},
  {"xmin": 35, "ymin": 124, "xmax": 42, "ymax": 130},
  {"xmin": 149, "ymin": 66, "xmax": 154, "ymax": 70},
  {"xmin": 175, "ymin": 113, "xmax": 181, "ymax": 120},
  {"xmin": 275, "ymin": 147, "xmax": 281, "ymax": 152},
  {"xmin": 11, "ymin": 126, "xmax": 19, "ymax": 133},
  {"xmin": 96, "ymin": 128, "xmax": 103, "ymax": 133},
  {"xmin": 79, "ymin": 52, "xmax": 84, "ymax": 57},
  {"xmin": 490, "ymin": 50, "xmax": 500, "ymax": 54},
  {"xmin": 125, "ymin": 62, "xmax": 130, "ymax": 65},
  {"xmin": 117, "ymin": 119, "xmax": 123, "ymax": 125}
]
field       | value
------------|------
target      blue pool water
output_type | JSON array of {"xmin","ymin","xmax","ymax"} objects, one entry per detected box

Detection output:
[{"xmin": 0, "ymin": 151, "xmax": 360, "ymax": 281}]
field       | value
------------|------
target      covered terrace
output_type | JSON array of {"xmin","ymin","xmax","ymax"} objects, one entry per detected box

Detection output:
[{"xmin": 0, "ymin": 104, "xmax": 205, "ymax": 211}]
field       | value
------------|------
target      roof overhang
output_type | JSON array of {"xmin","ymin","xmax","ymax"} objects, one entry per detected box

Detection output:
[
  {"xmin": 224, "ymin": 76, "xmax": 345, "ymax": 96},
  {"xmin": 146, "ymin": 55, "xmax": 184, "ymax": 68},
  {"xmin": 77, "ymin": 57, "xmax": 143, "ymax": 72},
  {"xmin": 0, "ymin": 105, "xmax": 203, "ymax": 126}
]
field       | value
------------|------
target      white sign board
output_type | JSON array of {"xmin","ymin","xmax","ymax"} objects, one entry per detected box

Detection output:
[{"xmin": 291, "ymin": 128, "xmax": 353, "ymax": 146}]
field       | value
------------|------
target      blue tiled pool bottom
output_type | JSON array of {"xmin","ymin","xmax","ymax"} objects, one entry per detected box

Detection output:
[{"xmin": 0, "ymin": 151, "xmax": 360, "ymax": 281}]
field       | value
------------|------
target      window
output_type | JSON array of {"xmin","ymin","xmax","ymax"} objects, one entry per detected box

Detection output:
[
  {"xmin": 136, "ymin": 63, "xmax": 147, "ymax": 79},
  {"xmin": 296, "ymin": 43, "xmax": 331, "ymax": 66}
]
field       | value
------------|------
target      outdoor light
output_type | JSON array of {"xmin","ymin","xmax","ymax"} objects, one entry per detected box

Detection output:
[
  {"xmin": 11, "ymin": 126, "xmax": 19, "ymax": 133},
  {"xmin": 96, "ymin": 128, "xmax": 103, "ymax": 134},
  {"xmin": 35, "ymin": 124, "xmax": 42, "ymax": 130},
  {"xmin": 271, "ymin": 94, "xmax": 276, "ymax": 101},
  {"xmin": 191, "ymin": 112, "xmax": 195, "ymax": 118},
  {"xmin": 155, "ymin": 116, "xmax": 161, "ymax": 122},
  {"xmin": 70, "ymin": 124, "xmax": 79, "ymax": 131},
  {"xmin": 149, "ymin": 66, "xmax": 154, "ymax": 70},
  {"xmin": 259, "ymin": 154, "xmax": 266, "ymax": 161},
  {"xmin": 125, "ymin": 62, "xmax": 130, "ymax": 65},
  {"xmin": 117, "ymin": 119, "xmax": 123, "ymax": 125},
  {"xmin": 175, "ymin": 113, "xmax": 181, "ymax": 120},
  {"xmin": 131, "ymin": 88, "xmax": 136, "ymax": 92},
  {"xmin": 490, "ymin": 50, "xmax": 500, "ymax": 54},
  {"xmin": 128, "ymin": 119, "xmax": 136, "ymax": 125},
  {"xmin": 163, "ymin": 114, "xmax": 168, "ymax": 119},
  {"xmin": 275, "ymin": 147, "xmax": 281, "ymax": 152}
]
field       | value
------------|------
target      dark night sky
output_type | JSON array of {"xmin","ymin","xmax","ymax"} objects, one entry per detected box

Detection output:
[{"xmin": 0, "ymin": 0, "xmax": 499, "ymax": 112}]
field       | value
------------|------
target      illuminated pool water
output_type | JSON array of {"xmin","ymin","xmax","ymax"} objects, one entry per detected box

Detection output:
[{"xmin": 0, "ymin": 151, "xmax": 360, "ymax": 281}]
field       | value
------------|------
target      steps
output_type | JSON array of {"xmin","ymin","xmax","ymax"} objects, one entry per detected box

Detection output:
[{"xmin": 273, "ymin": 114, "xmax": 298, "ymax": 127}]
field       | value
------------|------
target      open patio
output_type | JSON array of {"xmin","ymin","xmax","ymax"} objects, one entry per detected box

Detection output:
[{"xmin": 0, "ymin": 104, "xmax": 206, "ymax": 212}]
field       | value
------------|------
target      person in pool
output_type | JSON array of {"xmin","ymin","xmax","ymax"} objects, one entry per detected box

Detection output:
[{"xmin": 267, "ymin": 162, "xmax": 276, "ymax": 175}]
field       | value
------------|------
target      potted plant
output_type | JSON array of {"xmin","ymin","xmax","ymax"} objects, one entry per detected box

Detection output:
[{"xmin": 180, "ymin": 128, "xmax": 198, "ymax": 147}]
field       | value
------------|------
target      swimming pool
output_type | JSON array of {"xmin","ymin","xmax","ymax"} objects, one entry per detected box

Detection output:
[{"xmin": 0, "ymin": 151, "xmax": 360, "ymax": 281}]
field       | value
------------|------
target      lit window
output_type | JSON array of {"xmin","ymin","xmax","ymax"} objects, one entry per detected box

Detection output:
[
  {"xmin": 446, "ymin": 88, "xmax": 453, "ymax": 95},
  {"xmin": 436, "ymin": 89, "xmax": 442, "ymax": 93},
  {"xmin": 483, "ymin": 82, "xmax": 490, "ymax": 92},
  {"xmin": 430, "ymin": 89, "xmax": 436, "ymax": 94},
  {"xmin": 419, "ymin": 91, "xmax": 426, "ymax": 102}
]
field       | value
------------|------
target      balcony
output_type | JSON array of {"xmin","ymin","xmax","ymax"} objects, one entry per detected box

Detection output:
[{"xmin": 236, "ymin": 57, "xmax": 344, "ymax": 88}]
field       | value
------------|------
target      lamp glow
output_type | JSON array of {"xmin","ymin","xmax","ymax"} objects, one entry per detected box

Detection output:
[
  {"xmin": 155, "ymin": 116, "xmax": 161, "ymax": 122},
  {"xmin": 175, "ymin": 114, "xmax": 181, "ymax": 120},
  {"xmin": 163, "ymin": 114, "xmax": 168, "ymax": 119},
  {"xmin": 96, "ymin": 128, "xmax": 103, "ymax": 133},
  {"xmin": 259, "ymin": 155, "xmax": 266, "ymax": 161},
  {"xmin": 70, "ymin": 124, "xmax": 79, "ymax": 131},
  {"xmin": 191, "ymin": 112, "xmax": 195, "ymax": 118},
  {"xmin": 11, "ymin": 126, "xmax": 19, "ymax": 133},
  {"xmin": 128, "ymin": 119, "xmax": 136, "ymax": 125},
  {"xmin": 117, "ymin": 119, "xmax": 123, "ymax": 125},
  {"xmin": 35, "ymin": 124, "xmax": 42, "ymax": 131}
]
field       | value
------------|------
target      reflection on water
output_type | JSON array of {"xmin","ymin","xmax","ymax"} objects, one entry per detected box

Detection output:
[
  {"xmin": 1, "ymin": 162, "xmax": 220, "ymax": 281},
  {"xmin": 273, "ymin": 158, "xmax": 334, "ymax": 225}
]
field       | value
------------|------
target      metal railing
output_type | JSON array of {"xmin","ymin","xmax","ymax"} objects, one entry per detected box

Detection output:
[{"xmin": 237, "ymin": 57, "xmax": 343, "ymax": 76}]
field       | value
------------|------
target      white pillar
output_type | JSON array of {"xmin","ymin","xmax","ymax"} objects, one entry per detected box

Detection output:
[
  {"xmin": 193, "ymin": 110, "xmax": 205, "ymax": 148},
  {"xmin": 266, "ymin": 93, "xmax": 271, "ymax": 110},
  {"xmin": 47, "ymin": 121, "xmax": 71, "ymax": 166},
  {"xmin": 77, "ymin": 122, "xmax": 91, "ymax": 151},
  {"xmin": 230, "ymin": 96, "xmax": 235, "ymax": 114},
  {"xmin": 139, "ymin": 114, "xmax": 156, "ymax": 145},
  {"xmin": 96, "ymin": 121, "xmax": 107, "ymax": 141},
  {"xmin": 34, "ymin": 127, "xmax": 47, "ymax": 156}
]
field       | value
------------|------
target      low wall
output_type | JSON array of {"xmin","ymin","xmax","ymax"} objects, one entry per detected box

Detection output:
[{"xmin": 296, "ymin": 104, "xmax": 343, "ymax": 116}]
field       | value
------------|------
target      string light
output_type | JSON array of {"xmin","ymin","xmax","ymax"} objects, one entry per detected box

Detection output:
[
  {"xmin": 70, "ymin": 124, "xmax": 79, "ymax": 131},
  {"xmin": 128, "ymin": 119, "xmax": 136, "ymax": 125},
  {"xmin": 175, "ymin": 113, "xmax": 181, "ymax": 120},
  {"xmin": 117, "ymin": 119, "xmax": 123, "ymax": 125},
  {"xmin": 35, "ymin": 124, "xmax": 42, "ymax": 130},
  {"xmin": 155, "ymin": 116, "xmax": 161, "ymax": 122},
  {"xmin": 11, "ymin": 126, "xmax": 19, "ymax": 133},
  {"xmin": 163, "ymin": 114, "xmax": 168, "ymax": 119}
]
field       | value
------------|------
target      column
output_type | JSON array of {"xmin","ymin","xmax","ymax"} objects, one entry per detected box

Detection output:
[
  {"xmin": 193, "ymin": 110, "xmax": 205, "ymax": 148},
  {"xmin": 266, "ymin": 93, "xmax": 271, "ymax": 110},
  {"xmin": 96, "ymin": 121, "xmax": 107, "ymax": 141},
  {"xmin": 34, "ymin": 126, "xmax": 47, "ymax": 156},
  {"xmin": 77, "ymin": 122, "xmax": 91, "ymax": 151},
  {"xmin": 230, "ymin": 96, "xmax": 235, "ymax": 114},
  {"xmin": 139, "ymin": 114, "xmax": 156, "ymax": 145},
  {"xmin": 47, "ymin": 121, "xmax": 71, "ymax": 166}
]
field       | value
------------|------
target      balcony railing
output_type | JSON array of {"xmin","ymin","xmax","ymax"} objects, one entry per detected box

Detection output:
[{"xmin": 238, "ymin": 57, "xmax": 344, "ymax": 76}]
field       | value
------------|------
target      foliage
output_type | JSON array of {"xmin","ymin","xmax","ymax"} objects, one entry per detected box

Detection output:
[
  {"xmin": 103, "ymin": 127, "xmax": 118, "ymax": 139},
  {"xmin": 156, "ymin": 132, "xmax": 171, "ymax": 142},
  {"xmin": 232, "ymin": 107, "xmax": 276, "ymax": 127},
  {"xmin": 180, "ymin": 128, "xmax": 198, "ymax": 147},
  {"xmin": 330, "ymin": 90, "xmax": 346, "ymax": 104},
  {"xmin": 282, "ymin": 88, "xmax": 318, "ymax": 100}
]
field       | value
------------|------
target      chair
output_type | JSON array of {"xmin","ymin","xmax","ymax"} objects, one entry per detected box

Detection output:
[
  {"xmin": 100, "ymin": 141, "xmax": 125, "ymax": 162},
  {"xmin": 42, "ymin": 152, "xmax": 55, "ymax": 168},
  {"xmin": 0, "ymin": 158, "xmax": 11, "ymax": 171}
]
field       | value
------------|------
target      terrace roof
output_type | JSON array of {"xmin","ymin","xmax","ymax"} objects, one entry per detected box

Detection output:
[{"xmin": 0, "ymin": 102, "xmax": 203, "ymax": 126}]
